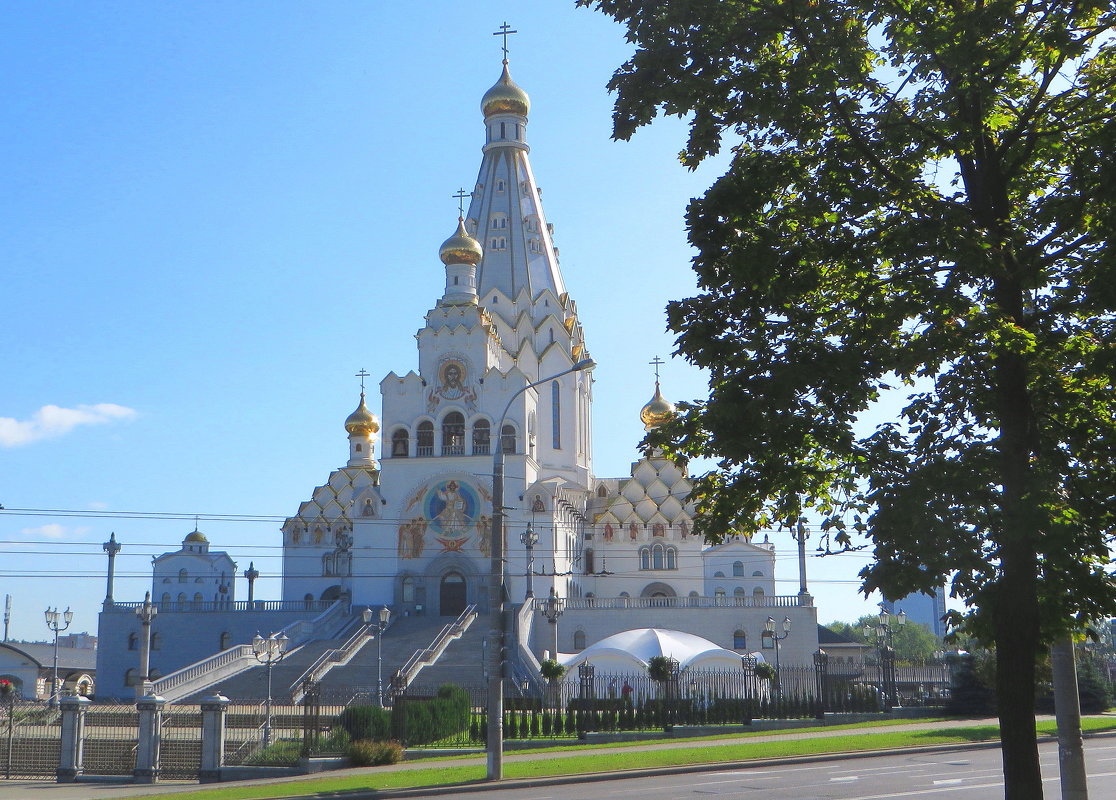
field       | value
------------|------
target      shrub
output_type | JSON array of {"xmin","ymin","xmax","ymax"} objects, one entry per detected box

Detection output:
[
  {"xmin": 390, "ymin": 683, "xmax": 472, "ymax": 746},
  {"xmin": 338, "ymin": 705, "xmax": 391, "ymax": 741},
  {"xmin": 348, "ymin": 740, "xmax": 403, "ymax": 767},
  {"xmin": 540, "ymin": 659, "xmax": 566, "ymax": 681}
]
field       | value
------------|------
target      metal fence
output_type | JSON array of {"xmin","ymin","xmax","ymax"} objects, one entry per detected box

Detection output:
[
  {"xmin": 80, "ymin": 702, "xmax": 138, "ymax": 778},
  {"xmin": 2, "ymin": 702, "xmax": 60, "ymax": 780}
]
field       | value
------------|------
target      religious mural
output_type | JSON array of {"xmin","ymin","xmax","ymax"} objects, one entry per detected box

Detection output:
[
  {"xmin": 397, "ymin": 477, "xmax": 492, "ymax": 557},
  {"xmin": 426, "ymin": 356, "xmax": 478, "ymax": 413}
]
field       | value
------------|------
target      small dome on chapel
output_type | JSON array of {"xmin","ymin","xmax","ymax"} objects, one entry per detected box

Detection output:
[
  {"xmin": 184, "ymin": 530, "xmax": 208, "ymax": 544},
  {"xmin": 640, "ymin": 382, "xmax": 676, "ymax": 430},
  {"xmin": 439, "ymin": 218, "xmax": 483, "ymax": 265},
  {"xmin": 344, "ymin": 392, "xmax": 380, "ymax": 436},
  {"xmin": 481, "ymin": 61, "xmax": 530, "ymax": 118}
]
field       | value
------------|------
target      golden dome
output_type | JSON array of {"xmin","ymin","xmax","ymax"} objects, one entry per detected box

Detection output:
[
  {"xmin": 481, "ymin": 60, "xmax": 530, "ymax": 117},
  {"xmin": 344, "ymin": 392, "xmax": 380, "ymax": 436},
  {"xmin": 640, "ymin": 381, "xmax": 676, "ymax": 429},
  {"xmin": 184, "ymin": 530, "xmax": 208, "ymax": 543},
  {"xmin": 439, "ymin": 218, "xmax": 483, "ymax": 265}
]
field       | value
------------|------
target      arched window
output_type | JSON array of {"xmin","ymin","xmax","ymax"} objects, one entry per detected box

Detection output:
[
  {"xmin": 573, "ymin": 630, "xmax": 586, "ymax": 651},
  {"xmin": 733, "ymin": 561, "xmax": 745, "ymax": 577},
  {"xmin": 178, "ymin": 569, "xmax": 188, "ymax": 583},
  {"xmin": 127, "ymin": 632, "xmax": 138, "ymax": 650},
  {"xmin": 753, "ymin": 587, "xmax": 765, "ymax": 598},
  {"xmin": 733, "ymin": 630, "xmax": 747, "ymax": 649},
  {"xmin": 150, "ymin": 633, "xmax": 162, "ymax": 651},
  {"xmin": 417, "ymin": 421, "xmax": 434, "ymax": 456},
  {"xmin": 193, "ymin": 592, "xmax": 203, "ymax": 605},
  {"xmin": 551, "ymin": 381, "xmax": 561, "ymax": 449},
  {"xmin": 442, "ymin": 412, "xmax": 465, "ymax": 455},
  {"xmin": 472, "ymin": 419, "xmax": 491, "ymax": 455},
  {"xmin": 500, "ymin": 424, "xmax": 516, "ymax": 454},
  {"xmin": 734, "ymin": 587, "xmax": 747, "ymax": 597},
  {"xmin": 714, "ymin": 571, "xmax": 725, "ymax": 578},
  {"xmin": 304, "ymin": 593, "xmax": 314, "ymax": 609},
  {"xmin": 639, "ymin": 547, "xmax": 650, "ymax": 570},
  {"xmin": 124, "ymin": 668, "xmax": 137, "ymax": 687},
  {"xmin": 392, "ymin": 428, "xmax": 409, "ymax": 458},
  {"xmin": 597, "ymin": 485, "xmax": 608, "ymax": 497},
  {"xmin": 715, "ymin": 588, "xmax": 726, "ymax": 598},
  {"xmin": 402, "ymin": 576, "xmax": 415, "ymax": 603},
  {"xmin": 752, "ymin": 570, "xmax": 764, "ymax": 577},
  {"xmin": 219, "ymin": 632, "xmax": 231, "ymax": 650},
  {"xmin": 584, "ymin": 548, "xmax": 595, "ymax": 574},
  {"xmin": 176, "ymin": 593, "xmax": 187, "ymax": 605},
  {"xmin": 666, "ymin": 547, "xmax": 677, "ymax": 570},
  {"xmin": 160, "ymin": 593, "xmax": 170, "ymax": 605}
]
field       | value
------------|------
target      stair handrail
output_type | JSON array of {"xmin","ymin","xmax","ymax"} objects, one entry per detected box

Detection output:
[
  {"xmin": 152, "ymin": 597, "xmax": 347, "ymax": 702},
  {"xmin": 288, "ymin": 612, "xmax": 396, "ymax": 701},
  {"xmin": 392, "ymin": 605, "xmax": 477, "ymax": 691}
]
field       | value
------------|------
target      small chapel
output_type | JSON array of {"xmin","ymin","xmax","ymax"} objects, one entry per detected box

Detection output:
[{"xmin": 95, "ymin": 50, "xmax": 820, "ymax": 702}]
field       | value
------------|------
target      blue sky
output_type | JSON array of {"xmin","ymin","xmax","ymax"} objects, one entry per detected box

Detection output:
[{"xmin": 1, "ymin": 2, "xmax": 889, "ymax": 644}]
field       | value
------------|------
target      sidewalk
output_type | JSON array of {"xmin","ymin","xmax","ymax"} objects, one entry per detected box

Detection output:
[{"xmin": 0, "ymin": 716, "xmax": 1072, "ymax": 800}]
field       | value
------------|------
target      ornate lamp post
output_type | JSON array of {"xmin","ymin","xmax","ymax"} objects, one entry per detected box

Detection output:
[
  {"xmin": 362, "ymin": 606, "xmax": 391, "ymax": 706},
  {"xmin": 762, "ymin": 616, "xmax": 791, "ymax": 703},
  {"xmin": 135, "ymin": 592, "xmax": 158, "ymax": 699},
  {"xmin": 43, "ymin": 607, "xmax": 73, "ymax": 707},
  {"xmin": 864, "ymin": 609, "xmax": 905, "ymax": 709},
  {"xmin": 252, "ymin": 632, "xmax": 289, "ymax": 746},
  {"xmin": 539, "ymin": 587, "xmax": 564, "ymax": 658},
  {"xmin": 487, "ymin": 358, "xmax": 595, "ymax": 781},
  {"xmin": 520, "ymin": 524, "xmax": 539, "ymax": 600},
  {"xmin": 813, "ymin": 649, "xmax": 829, "ymax": 720}
]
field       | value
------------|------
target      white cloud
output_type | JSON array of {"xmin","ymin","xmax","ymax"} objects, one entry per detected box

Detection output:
[
  {"xmin": 0, "ymin": 403, "xmax": 136, "ymax": 447},
  {"xmin": 21, "ymin": 524, "xmax": 90, "ymax": 539}
]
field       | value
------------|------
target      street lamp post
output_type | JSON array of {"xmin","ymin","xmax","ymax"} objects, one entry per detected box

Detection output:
[
  {"xmin": 763, "ymin": 616, "xmax": 791, "ymax": 704},
  {"xmin": 252, "ymin": 632, "xmax": 289, "ymax": 747},
  {"xmin": 43, "ymin": 607, "xmax": 73, "ymax": 707},
  {"xmin": 487, "ymin": 358, "xmax": 595, "ymax": 781},
  {"xmin": 539, "ymin": 587, "xmax": 564, "ymax": 658},
  {"xmin": 135, "ymin": 592, "xmax": 158, "ymax": 699},
  {"xmin": 362, "ymin": 606, "xmax": 391, "ymax": 706},
  {"xmin": 864, "ymin": 609, "xmax": 905, "ymax": 709},
  {"xmin": 520, "ymin": 524, "xmax": 539, "ymax": 600}
]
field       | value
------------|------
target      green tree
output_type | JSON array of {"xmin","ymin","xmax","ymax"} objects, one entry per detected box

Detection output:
[
  {"xmin": 827, "ymin": 615, "xmax": 941, "ymax": 662},
  {"xmin": 580, "ymin": 2, "xmax": 1116, "ymax": 797}
]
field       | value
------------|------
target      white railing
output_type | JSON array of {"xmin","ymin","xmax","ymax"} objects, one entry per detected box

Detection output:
[
  {"xmin": 561, "ymin": 594, "xmax": 808, "ymax": 611},
  {"xmin": 289, "ymin": 612, "xmax": 396, "ymax": 702},
  {"xmin": 154, "ymin": 598, "xmax": 348, "ymax": 703},
  {"xmin": 393, "ymin": 605, "xmax": 477, "ymax": 691}
]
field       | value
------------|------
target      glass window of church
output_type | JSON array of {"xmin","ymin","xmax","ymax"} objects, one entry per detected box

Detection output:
[
  {"xmin": 417, "ymin": 421, "xmax": 434, "ymax": 456},
  {"xmin": 733, "ymin": 561, "xmax": 745, "ymax": 576},
  {"xmin": 220, "ymin": 632, "xmax": 230, "ymax": 650},
  {"xmin": 128, "ymin": 632, "xmax": 138, "ymax": 651},
  {"xmin": 178, "ymin": 569, "xmax": 188, "ymax": 583},
  {"xmin": 193, "ymin": 592, "xmax": 203, "ymax": 605},
  {"xmin": 161, "ymin": 593, "xmax": 170, "ymax": 605},
  {"xmin": 753, "ymin": 587, "xmax": 765, "ymax": 597},
  {"xmin": 584, "ymin": 548, "xmax": 594, "ymax": 574},
  {"xmin": 715, "ymin": 588, "xmax": 726, "ymax": 598},
  {"xmin": 734, "ymin": 587, "xmax": 747, "ymax": 597},
  {"xmin": 177, "ymin": 593, "xmax": 186, "ymax": 605},
  {"xmin": 573, "ymin": 630, "xmax": 586, "ymax": 651},
  {"xmin": 666, "ymin": 547, "xmax": 677, "ymax": 570},
  {"xmin": 652, "ymin": 544, "xmax": 664, "ymax": 570},
  {"xmin": 151, "ymin": 633, "xmax": 162, "ymax": 650},
  {"xmin": 733, "ymin": 630, "xmax": 747, "ymax": 649},
  {"xmin": 639, "ymin": 547, "xmax": 650, "ymax": 570},
  {"xmin": 442, "ymin": 412, "xmax": 465, "ymax": 455},
  {"xmin": 402, "ymin": 577, "xmax": 415, "ymax": 602},
  {"xmin": 552, "ymin": 381, "xmax": 561, "ymax": 449},
  {"xmin": 752, "ymin": 570, "xmax": 764, "ymax": 577},
  {"xmin": 500, "ymin": 424, "xmax": 516, "ymax": 454},
  {"xmin": 392, "ymin": 428, "xmax": 409, "ymax": 457},
  {"xmin": 472, "ymin": 420, "xmax": 491, "ymax": 455}
]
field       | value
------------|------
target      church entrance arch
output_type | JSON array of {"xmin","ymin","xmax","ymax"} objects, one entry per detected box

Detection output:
[
  {"xmin": 640, "ymin": 582, "xmax": 677, "ymax": 607},
  {"xmin": 439, "ymin": 571, "xmax": 467, "ymax": 616},
  {"xmin": 320, "ymin": 585, "xmax": 344, "ymax": 604}
]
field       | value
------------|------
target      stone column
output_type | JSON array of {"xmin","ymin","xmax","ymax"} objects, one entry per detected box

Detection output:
[
  {"xmin": 199, "ymin": 694, "xmax": 230, "ymax": 784},
  {"xmin": 56, "ymin": 695, "xmax": 90, "ymax": 782},
  {"xmin": 133, "ymin": 694, "xmax": 165, "ymax": 784}
]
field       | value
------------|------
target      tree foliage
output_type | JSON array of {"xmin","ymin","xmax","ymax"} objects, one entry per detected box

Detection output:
[
  {"xmin": 581, "ymin": 1, "xmax": 1116, "ymax": 796},
  {"xmin": 826, "ymin": 614, "xmax": 942, "ymax": 661}
]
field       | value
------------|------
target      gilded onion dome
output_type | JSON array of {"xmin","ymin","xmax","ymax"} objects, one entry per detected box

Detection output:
[
  {"xmin": 184, "ymin": 530, "xmax": 208, "ymax": 543},
  {"xmin": 481, "ymin": 60, "xmax": 530, "ymax": 117},
  {"xmin": 640, "ymin": 381, "xmax": 676, "ymax": 430},
  {"xmin": 439, "ymin": 217, "xmax": 483, "ymax": 265},
  {"xmin": 344, "ymin": 391, "xmax": 380, "ymax": 435}
]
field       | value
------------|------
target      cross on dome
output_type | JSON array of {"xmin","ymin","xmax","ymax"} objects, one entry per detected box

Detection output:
[
  {"xmin": 452, "ymin": 188, "xmax": 470, "ymax": 217},
  {"xmin": 492, "ymin": 21, "xmax": 517, "ymax": 60}
]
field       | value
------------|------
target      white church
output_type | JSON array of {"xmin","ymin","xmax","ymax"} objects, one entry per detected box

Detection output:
[{"xmin": 96, "ymin": 55, "xmax": 821, "ymax": 701}]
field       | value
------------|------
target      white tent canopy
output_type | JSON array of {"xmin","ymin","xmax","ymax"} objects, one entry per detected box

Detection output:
[{"xmin": 559, "ymin": 628, "xmax": 764, "ymax": 673}]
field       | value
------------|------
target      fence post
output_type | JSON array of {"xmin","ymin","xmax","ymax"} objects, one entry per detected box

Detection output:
[
  {"xmin": 56, "ymin": 695, "xmax": 90, "ymax": 783},
  {"xmin": 134, "ymin": 694, "xmax": 165, "ymax": 784},
  {"xmin": 199, "ymin": 694, "xmax": 230, "ymax": 784}
]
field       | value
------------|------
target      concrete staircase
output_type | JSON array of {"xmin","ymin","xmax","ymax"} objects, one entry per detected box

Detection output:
[{"xmin": 401, "ymin": 616, "xmax": 488, "ymax": 695}]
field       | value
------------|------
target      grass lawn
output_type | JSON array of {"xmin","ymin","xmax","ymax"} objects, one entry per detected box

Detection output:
[{"xmin": 131, "ymin": 716, "xmax": 1116, "ymax": 800}]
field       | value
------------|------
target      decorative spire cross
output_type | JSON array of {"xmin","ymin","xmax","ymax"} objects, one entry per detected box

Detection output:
[
  {"xmin": 453, "ymin": 188, "xmax": 470, "ymax": 217},
  {"xmin": 649, "ymin": 356, "xmax": 665, "ymax": 383},
  {"xmin": 356, "ymin": 369, "xmax": 370, "ymax": 393},
  {"xmin": 492, "ymin": 22, "xmax": 517, "ymax": 59}
]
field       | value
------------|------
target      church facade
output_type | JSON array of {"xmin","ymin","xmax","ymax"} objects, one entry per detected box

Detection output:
[{"xmin": 95, "ymin": 57, "xmax": 820, "ymax": 700}]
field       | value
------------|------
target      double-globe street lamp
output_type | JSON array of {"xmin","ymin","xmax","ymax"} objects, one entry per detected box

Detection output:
[
  {"xmin": 864, "ymin": 609, "xmax": 906, "ymax": 709},
  {"xmin": 538, "ymin": 587, "xmax": 564, "ymax": 659},
  {"xmin": 362, "ymin": 606, "xmax": 391, "ymax": 707},
  {"xmin": 487, "ymin": 357, "xmax": 596, "ymax": 781},
  {"xmin": 762, "ymin": 616, "xmax": 791, "ymax": 703},
  {"xmin": 252, "ymin": 632, "xmax": 289, "ymax": 746},
  {"xmin": 43, "ymin": 607, "xmax": 73, "ymax": 707}
]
